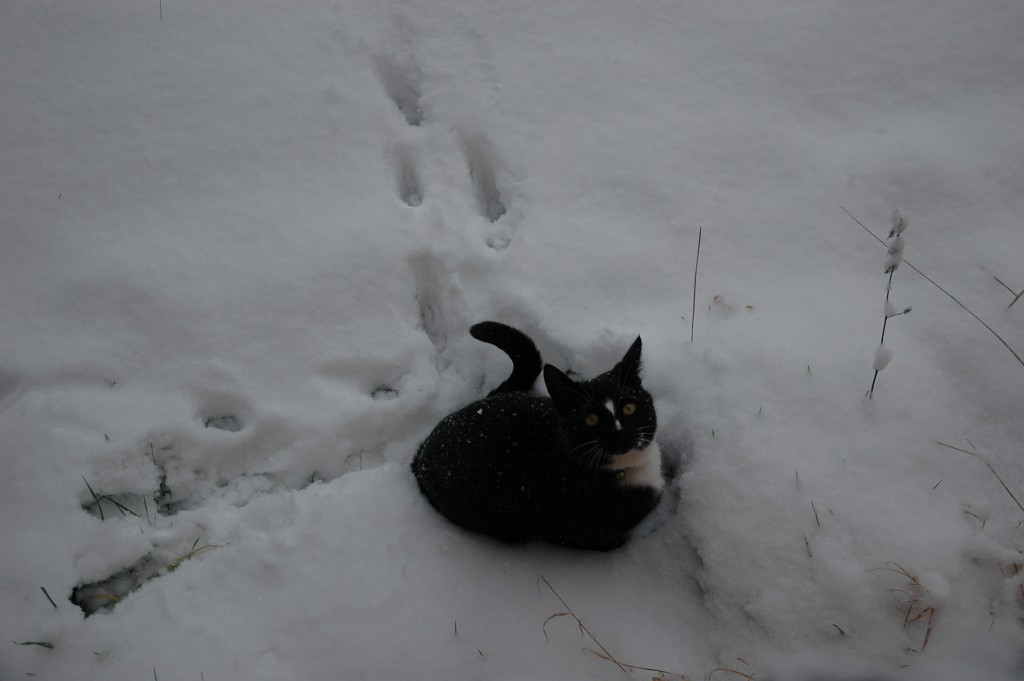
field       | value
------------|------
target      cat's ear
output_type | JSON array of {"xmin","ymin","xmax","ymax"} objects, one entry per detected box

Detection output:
[
  {"xmin": 544, "ymin": 364, "xmax": 588, "ymax": 416},
  {"xmin": 614, "ymin": 336, "xmax": 643, "ymax": 384}
]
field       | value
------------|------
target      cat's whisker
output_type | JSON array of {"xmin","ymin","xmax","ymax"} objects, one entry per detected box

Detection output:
[
  {"xmin": 568, "ymin": 439, "xmax": 601, "ymax": 456},
  {"xmin": 573, "ymin": 445, "xmax": 602, "ymax": 473},
  {"xmin": 573, "ymin": 444, "xmax": 606, "ymax": 491},
  {"xmin": 583, "ymin": 450, "xmax": 605, "ymax": 491}
]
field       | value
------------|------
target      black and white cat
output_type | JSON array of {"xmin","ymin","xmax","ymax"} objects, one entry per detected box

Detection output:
[{"xmin": 411, "ymin": 321, "xmax": 663, "ymax": 551}]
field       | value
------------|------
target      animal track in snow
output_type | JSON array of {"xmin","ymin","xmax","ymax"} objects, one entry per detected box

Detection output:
[
  {"xmin": 373, "ymin": 47, "xmax": 519, "ymax": 248},
  {"xmin": 406, "ymin": 249, "xmax": 470, "ymax": 362},
  {"xmin": 392, "ymin": 144, "xmax": 422, "ymax": 207},
  {"xmin": 69, "ymin": 385, "xmax": 325, "ymax": 616},
  {"xmin": 374, "ymin": 56, "xmax": 424, "ymax": 126},
  {"xmin": 461, "ymin": 134, "xmax": 506, "ymax": 224},
  {"xmin": 69, "ymin": 536, "xmax": 229, "ymax": 617},
  {"xmin": 71, "ymin": 439, "xmax": 322, "ymax": 615},
  {"xmin": 408, "ymin": 253, "xmax": 448, "ymax": 355},
  {"xmin": 197, "ymin": 389, "xmax": 251, "ymax": 433},
  {"xmin": 204, "ymin": 414, "xmax": 242, "ymax": 432},
  {"xmin": 371, "ymin": 384, "xmax": 400, "ymax": 400}
]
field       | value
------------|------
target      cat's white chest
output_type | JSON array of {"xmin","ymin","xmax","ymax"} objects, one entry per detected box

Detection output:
[{"xmin": 606, "ymin": 441, "xmax": 664, "ymax": 490}]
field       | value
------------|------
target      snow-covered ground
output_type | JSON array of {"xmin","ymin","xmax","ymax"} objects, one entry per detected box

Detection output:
[{"xmin": 2, "ymin": 0, "xmax": 1023, "ymax": 679}]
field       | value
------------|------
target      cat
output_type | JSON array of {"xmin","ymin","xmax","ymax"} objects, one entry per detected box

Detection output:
[{"xmin": 411, "ymin": 321, "xmax": 663, "ymax": 551}]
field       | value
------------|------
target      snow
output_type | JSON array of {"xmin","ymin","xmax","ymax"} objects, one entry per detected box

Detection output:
[
  {"xmin": 885, "ymin": 234, "xmax": 906, "ymax": 274},
  {"xmin": 2, "ymin": 0, "xmax": 1023, "ymax": 679},
  {"xmin": 890, "ymin": 211, "xmax": 908, "ymax": 239},
  {"xmin": 872, "ymin": 345, "xmax": 894, "ymax": 372}
]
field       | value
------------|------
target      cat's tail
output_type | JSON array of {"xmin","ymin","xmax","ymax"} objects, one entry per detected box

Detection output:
[{"xmin": 470, "ymin": 321, "xmax": 543, "ymax": 395}]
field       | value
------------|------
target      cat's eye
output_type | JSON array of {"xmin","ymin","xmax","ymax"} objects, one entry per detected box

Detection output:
[
  {"xmin": 584, "ymin": 414, "xmax": 600, "ymax": 426},
  {"xmin": 622, "ymin": 403, "xmax": 637, "ymax": 416}
]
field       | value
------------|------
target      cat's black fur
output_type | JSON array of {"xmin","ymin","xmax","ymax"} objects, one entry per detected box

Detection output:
[{"xmin": 411, "ymin": 321, "xmax": 663, "ymax": 551}]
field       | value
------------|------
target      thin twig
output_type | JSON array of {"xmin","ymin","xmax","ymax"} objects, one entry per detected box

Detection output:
[
  {"xmin": 691, "ymin": 226, "xmax": 702, "ymax": 344},
  {"xmin": 936, "ymin": 442, "xmax": 1024, "ymax": 515},
  {"xmin": 166, "ymin": 543, "xmax": 221, "ymax": 572},
  {"xmin": 707, "ymin": 668, "xmax": 756, "ymax": 681},
  {"xmin": 82, "ymin": 476, "xmax": 104, "ymax": 521},
  {"xmin": 536, "ymin": 572, "xmax": 692, "ymax": 680},
  {"xmin": 40, "ymin": 587, "xmax": 58, "ymax": 610},
  {"xmin": 987, "ymin": 274, "xmax": 1024, "ymax": 308},
  {"xmin": 991, "ymin": 274, "xmax": 1016, "ymax": 295},
  {"xmin": 869, "ymin": 266, "xmax": 897, "ymax": 397},
  {"xmin": 842, "ymin": 206, "xmax": 1023, "ymax": 369},
  {"xmin": 866, "ymin": 562, "xmax": 936, "ymax": 651},
  {"xmin": 537, "ymin": 574, "xmax": 629, "ymax": 676}
]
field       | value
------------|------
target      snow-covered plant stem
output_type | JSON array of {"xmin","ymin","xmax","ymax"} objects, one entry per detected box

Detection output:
[{"xmin": 868, "ymin": 211, "xmax": 912, "ymax": 398}]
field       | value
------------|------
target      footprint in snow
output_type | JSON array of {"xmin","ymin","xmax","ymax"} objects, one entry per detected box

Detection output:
[
  {"xmin": 392, "ymin": 144, "xmax": 423, "ymax": 207},
  {"xmin": 374, "ymin": 56, "xmax": 424, "ymax": 127},
  {"xmin": 461, "ymin": 134, "xmax": 506, "ymax": 224},
  {"xmin": 460, "ymin": 133, "xmax": 519, "ymax": 250}
]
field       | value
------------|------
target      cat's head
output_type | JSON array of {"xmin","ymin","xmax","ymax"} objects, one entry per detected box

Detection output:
[{"xmin": 543, "ymin": 337, "xmax": 657, "ymax": 464}]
